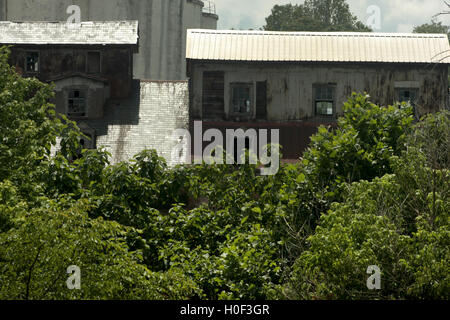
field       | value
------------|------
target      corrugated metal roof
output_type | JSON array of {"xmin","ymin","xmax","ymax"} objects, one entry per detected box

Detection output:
[
  {"xmin": 0, "ymin": 21, "xmax": 139, "ymax": 45},
  {"xmin": 187, "ymin": 29, "xmax": 450, "ymax": 64}
]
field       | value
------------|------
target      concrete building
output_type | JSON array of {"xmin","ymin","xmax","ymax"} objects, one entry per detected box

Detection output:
[
  {"xmin": 1, "ymin": 21, "xmax": 190, "ymax": 164},
  {"xmin": 186, "ymin": 29, "xmax": 450, "ymax": 159},
  {"xmin": 0, "ymin": 1, "xmax": 219, "ymax": 165},
  {"xmin": 0, "ymin": 0, "xmax": 218, "ymax": 80}
]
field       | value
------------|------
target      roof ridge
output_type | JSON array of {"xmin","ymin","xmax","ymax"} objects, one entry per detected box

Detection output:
[{"xmin": 187, "ymin": 29, "xmax": 448, "ymax": 38}]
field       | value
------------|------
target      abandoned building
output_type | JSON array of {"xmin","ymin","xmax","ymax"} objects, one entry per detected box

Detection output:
[
  {"xmin": 0, "ymin": 0, "xmax": 218, "ymax": 165},
  {"xmin": 1, "ymin": 1, "xmax": 450, "ymax": 164},
  {"xmin": 0, "ymin": 20, "xmax": 190, "ymax": 164},
  {"xmin": 186, "ymin": 29, "xmax": 450, "ymax": 159},
  {"xmin": 0, "ymin": 0, "xmax": 219, "ymax": 80}
]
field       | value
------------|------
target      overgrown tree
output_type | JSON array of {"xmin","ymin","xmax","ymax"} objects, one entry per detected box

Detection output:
[
  {"xmin": 413, "ymin": 20, "xmax": 449, "ymax": 38},
  {"xmin": 263, "ymin": 1, "xmax": 372, "ymax": 32}
]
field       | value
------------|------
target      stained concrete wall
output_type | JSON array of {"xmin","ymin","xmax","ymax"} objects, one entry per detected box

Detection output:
[
  {"xmin": 53, "ymin": 76, "xmax": 108, "ymax": 119},
  {"xmin": 0, "ymin": 0, "xmax": 218, "ymax": 80},
  {"xmin": 189, "ymin": 61, "xmax": 448, "ymax": 121}
]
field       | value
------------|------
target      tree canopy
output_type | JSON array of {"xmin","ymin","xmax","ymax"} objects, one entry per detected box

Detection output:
[
  {"xmin": 263, "ymin": 0, "xmax": 372, "ymax": 32},
  {"xmin": 413, "ymin": 20, "xmax": 450, "ymax": 37},
  {"xmin": 0, "ymin": 46, "xmax": 448, "ymax": 300}
]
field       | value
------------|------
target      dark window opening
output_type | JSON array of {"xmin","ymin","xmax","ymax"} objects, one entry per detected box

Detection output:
[
  {"xmin": 87, "ymin": 51, "xmax": 101, "ymax": 74},
  {"xmin": 396, "ymin": 88, "xmax": 418, "ymax": 107},
  {"xmin": 68, "ymin": 90, "xmax": 87, "ymax": 117},
  {"xmin": 26, "ymin": 52, "xmax": 39, "ymax": 72},
  {"xmin": 231, "ymin": 83, "xmax": 253, "ymax": 115},
  {"xmin": 314, "ymin": 85, "xmax": 335, "ymax": 116}
]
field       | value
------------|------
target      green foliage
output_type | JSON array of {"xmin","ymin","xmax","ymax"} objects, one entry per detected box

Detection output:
[
  {"xmin": 413, "ymin": 20, "xmax": 450, "ymax": 38},
  {"xmin": 303, "ymin": 93, "xmax": 414, "ymax": 192},
  {"xmin": 0, "ymin": 197, "xmax": 198, "ymax": 300},
  {"xmin": 264, "ymin": 1, "xmax": 372, "ymax": 32},
  {"xmin": 285, "ymin": 112, "xmax": 450, "ymax": 300},
  {"xmin": 0, "ymin": 46, "xmax": 83, "ymax": 198},
  {"xmin": 0, "ymin": 46, "xmax": 448, "ymax": 300}
]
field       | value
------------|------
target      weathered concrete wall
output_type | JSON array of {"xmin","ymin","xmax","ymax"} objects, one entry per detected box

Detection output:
[
  {"xmin": 189, "ymin": 61, "xmax": 448, "ymax": 121},
  {"xmin": 52, "ymin": 76, "xmax": 108, "ymax": 119},
  {"xmin": 80, "ymin": 80, "xmax": 189, "ymax": 165},
  {"xmin": 0, "ymin": 0, "xmax": 218, "ymax": 80},
  {"xmin": 9, "ymin": 45, "xmax": 133, "ymax": 99},
  {"xmin": 201, "ymin": 12, "xmax": 218, "ymax": 29}
]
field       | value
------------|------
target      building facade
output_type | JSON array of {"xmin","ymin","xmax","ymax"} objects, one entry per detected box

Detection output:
[
  {"xmin": 0, "ymin": 1, "xmax": 219, "ymax": 164},
  {"xmin": 0, "ymin": 0, "xmax": 218, "ymax": 80},
  {"xmin": 1, "ymin": 21, "xmax": 190, "ymax": 163},
  {"xmin": 187, "ymin": 30, "xmax": 450, "ymax": 159}
]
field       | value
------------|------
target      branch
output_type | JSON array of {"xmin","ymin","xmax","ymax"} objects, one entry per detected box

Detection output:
[
  {"xmin": 433, "ymin": 1, "xmax": 450, "ymax": 17},
  {"xmin": 25, "ymin": 245, "xmax": 44, "ymax": 300}
]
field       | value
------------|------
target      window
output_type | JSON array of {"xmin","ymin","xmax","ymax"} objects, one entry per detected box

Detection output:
[
  {"xmin": 87, "ymin": 51, "xmax": 101, "ymax": 74},
  {"xmin": 314, "ymin": 85, "xmax": 335, "ymax": 116},
  {"xmin": 68, "ymin": 90, "xmax": 87, "ymax": 117},
  {"xmin": 396, "ymin": 88, "xmax": 418, "ymax": 107},
  {"xmin": 25, "ymin": 52, "xmax": 39, "ymax": 72},
  {"xmin": 231, "ymin": 83, "xmax": 253, "ymax": 115}
]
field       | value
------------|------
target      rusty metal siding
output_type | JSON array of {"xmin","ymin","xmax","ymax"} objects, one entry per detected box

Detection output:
[
  {"xmin": 190, "ymin": 121, "xmax": 336, "ymax": 160},
  {"xmin": 187, "ymin": 29, "xmax": 450, "ymax": 64}
]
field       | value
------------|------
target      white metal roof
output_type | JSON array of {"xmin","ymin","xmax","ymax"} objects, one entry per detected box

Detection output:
[
  {"xmin": 0, "ymin": 21, "xmax": 139, "ymax": 45},
  {"xmin": 186, "ymin": 29, "xmax": 450, "ymax": 64}
]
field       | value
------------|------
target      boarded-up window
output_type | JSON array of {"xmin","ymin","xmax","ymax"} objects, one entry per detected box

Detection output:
[
  {"xmin": 87, "ymin": 51, "xmax": 101, "ymax": 74},
  {"xmin": 202, "ymin": 71, "xmax": 224, "ymax": 119},
  {"xmin": 256, "ymin": 81, "xmax": 267, "ymax": 120}
]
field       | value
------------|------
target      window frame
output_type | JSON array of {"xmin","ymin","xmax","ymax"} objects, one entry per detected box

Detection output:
[
  {"xmin": 395, "ymin": 87, "xmax": 419, "ymax": 107},
  {"xmin": 229, "ymin": 82, "xmax": 254, "ymax": 117},
  {"xmin": 313, "ymin": 84, "xmax": 336, "ymax": 117},
  {"xmin": 67, "ymin": 89, "xmax": 88, "ymax": 118},
  {"xmin": 25, "ymin": 51, "xmax": 40, "ymax": 73}
]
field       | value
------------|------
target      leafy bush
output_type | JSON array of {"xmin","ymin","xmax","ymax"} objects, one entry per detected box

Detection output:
[
  {"xmin": 285, "ymin": 112, "xmax": 449, "ymax": 300},
  {"xmin": 0, "ymin": 197, "xmax": 199, "ymax": 300},
  {"xmin": 0, "ymin": 43, "xmax": 448, "ymax": 300}
]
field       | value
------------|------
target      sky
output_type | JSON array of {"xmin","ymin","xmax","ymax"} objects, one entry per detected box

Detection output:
[{"xmin": 215, "ymin": 0, "xmax": 450, "ymax": 32}]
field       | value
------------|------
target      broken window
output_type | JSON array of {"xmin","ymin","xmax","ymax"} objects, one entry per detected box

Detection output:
[
  {"xmin": 231, "ymin": 83, "xmax": 253, "ymax": 115},
  {"xmin": 87, "ymin": 51, "xmax": 101, "ymax": 74},
  {"xmin": 68, "ymin": 90, "xmax": 87, "ymax": 117},
  {"xmin": 396, "ymin": 88, "xmax": 418, "ymax": 107},
  {"xmin": 25, "ymin": 52, "xmax": 39, "ymax": 72},
  {"xmin": 314, "ymin": 84, "xmax": 335, "ymax": 116}
]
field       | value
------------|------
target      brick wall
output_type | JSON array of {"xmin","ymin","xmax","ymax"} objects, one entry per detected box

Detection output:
[{"xmin": 74, "ymin": 80, "xmax": 190, "ymax": 165}]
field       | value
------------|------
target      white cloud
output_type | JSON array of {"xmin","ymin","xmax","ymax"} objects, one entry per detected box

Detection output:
[{"xmin": 215, "ymin": 0, "xmax": 450, "ymax": 32}]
